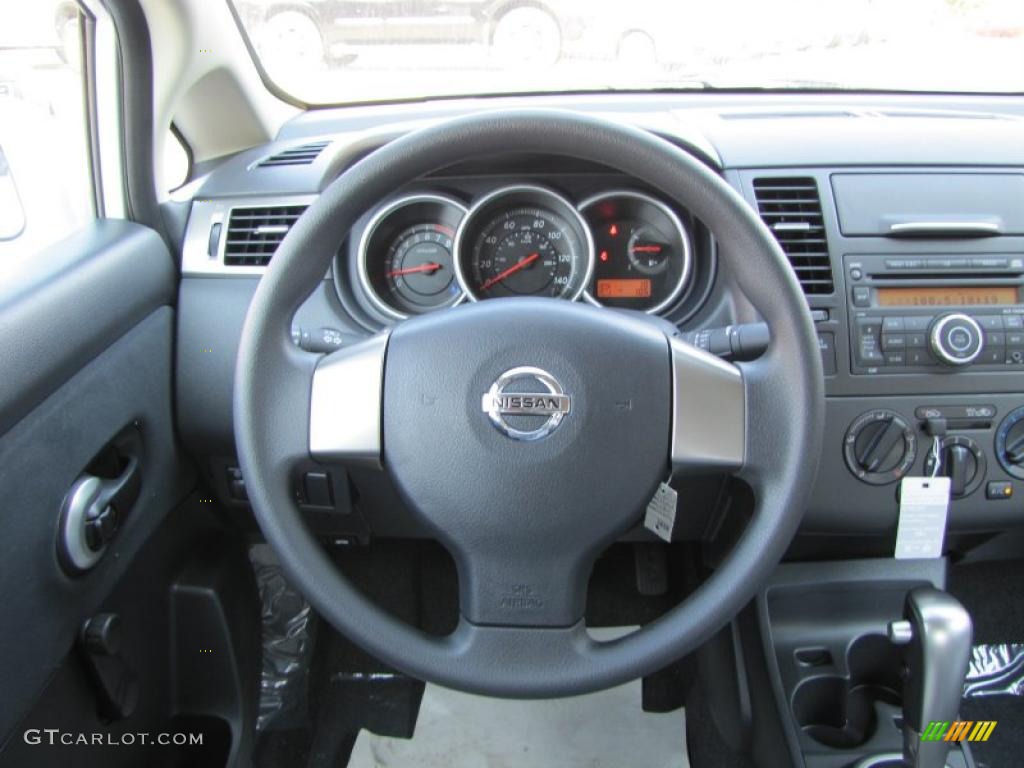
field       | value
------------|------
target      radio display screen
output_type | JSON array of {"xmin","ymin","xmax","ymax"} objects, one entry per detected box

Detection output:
[{"xmin": 876, "ymin": 286, "xmax": 1019, "ymax": 307}]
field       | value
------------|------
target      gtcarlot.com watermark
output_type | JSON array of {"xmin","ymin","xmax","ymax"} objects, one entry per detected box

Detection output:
[{"xmin": 24, "ymin": 729, "xmax": 203, "ymax": 747}]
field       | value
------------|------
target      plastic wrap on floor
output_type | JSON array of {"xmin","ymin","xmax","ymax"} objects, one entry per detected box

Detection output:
[
  {"xmin": 964, "ymin": 643, "xmax": 1024, "ymax": 699},
  {"xmin": 251, "ymin": 544, "xmax": 317, "ymax": 731}
]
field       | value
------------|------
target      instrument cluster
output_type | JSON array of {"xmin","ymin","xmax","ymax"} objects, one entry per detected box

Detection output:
[{"xmin": 353, "ymin": 185, "xmax": 697, "ymax": 321}]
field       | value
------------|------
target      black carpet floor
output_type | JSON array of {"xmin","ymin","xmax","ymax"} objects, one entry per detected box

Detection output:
[{"xmin": 949, "ymin": 558, "xmax": 1024, "ymax": 768}]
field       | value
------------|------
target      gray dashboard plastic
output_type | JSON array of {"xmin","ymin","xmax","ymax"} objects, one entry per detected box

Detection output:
[
  {"xmin": 275, "ymin": 93, "xmax": 1024, "ymax": 173},
  {"xmin": 832, "ymin": 172, "xmax": 1024, "ymax": 236}
]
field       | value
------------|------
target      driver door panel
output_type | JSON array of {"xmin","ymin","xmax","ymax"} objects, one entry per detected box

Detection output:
[{"xmin": 0, "ymin": 221, "xmax": 199, "ymax": 759}]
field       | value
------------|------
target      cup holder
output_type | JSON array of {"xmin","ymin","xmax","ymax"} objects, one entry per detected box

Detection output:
[{"xmin": 792, "ymin": 634, "xmax": 903, "ymax": 749}]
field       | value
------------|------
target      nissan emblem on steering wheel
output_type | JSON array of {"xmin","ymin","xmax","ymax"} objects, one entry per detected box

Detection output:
[{"xmin": 481, "ymin": 366, "xmax": 571, "ymax": 442}]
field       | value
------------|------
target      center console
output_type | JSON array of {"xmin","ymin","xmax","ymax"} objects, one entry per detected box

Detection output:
[
  {"xmin": 754, "ymin": 560, "xmax": 977, "ymax": 768},
  {"xmin": 730, "ymin": 167, "xmax": 1024, "ymax": 537}
]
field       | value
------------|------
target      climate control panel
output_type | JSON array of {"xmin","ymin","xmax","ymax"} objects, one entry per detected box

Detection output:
[
  {"xmin": 817, "ymin": 396, "xmax": 1022, "ymax": 535},
  {"xmin": 841, "ymin": 402, "xmax": 1022, "ymax": 502}
]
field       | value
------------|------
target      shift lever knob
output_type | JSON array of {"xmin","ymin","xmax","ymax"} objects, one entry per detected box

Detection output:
[{"xmin": 900, "ymin": 587, "xmax": 973, "ymax": 768}]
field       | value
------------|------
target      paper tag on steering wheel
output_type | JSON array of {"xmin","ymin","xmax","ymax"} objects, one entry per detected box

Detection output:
[
  {"xmin": 895, "ymin": 476, "xmax": 950, "ymax": 559},
  {"xmin": 644, "ymin": 482, "xmax": 678, "ymax": 543}
]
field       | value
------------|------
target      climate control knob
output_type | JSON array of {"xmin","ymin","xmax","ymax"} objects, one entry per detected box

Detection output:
[
  {"xmin": 923, "ymin": 436, "xmax": 986, "ymax": 498},
  {"xmin": 844, "ymin": 410, "xmax": 918, "ymax": 485},
  {"xmin": 995, "ymin": 406, "xmax": 1024, "ymax": 480},
  {"xmin": 930, "ymin": 313, "xmax": 983, "ymax": 366}
]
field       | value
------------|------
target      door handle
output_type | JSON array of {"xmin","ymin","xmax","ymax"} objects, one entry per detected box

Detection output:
[
  {"xmin": 57, "ymin": 428, "xmax": 143, "ymax": 575},
  {"xmin": 98, "ymin": 455, "xmax": 142, "ymax": 518}
]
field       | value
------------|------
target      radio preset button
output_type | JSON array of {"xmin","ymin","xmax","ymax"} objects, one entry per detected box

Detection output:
[
  {"xmin": 977, "ymin": 316, "xmax": 1005, "ymax": 330},
  {"xmin": 1007, "ymin": 332, "xmax": 1024, "ymax": 346},
  {"xmin": 1004, "ymin": 316, "xmax": 1023, "ymax": 330},
  {"xmin": 903, "ymin": 316, "xmax": 932, "ymax": 331},
  {"xmin": 907, "ymin": 349, "xmax": 934, "ymax": 366},
  {"xmin": 985, "ymin": 331, "xmax": 1006, "ymax": 347},
  {"xmin": 906, "ymin": 333, "xmax": 927, "ymax": 347}
]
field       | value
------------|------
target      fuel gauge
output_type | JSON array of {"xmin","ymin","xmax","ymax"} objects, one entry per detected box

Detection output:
[
  {"xmin": 627, "ymin": 226, "xmax": 672, "ymax": 274},
  {"xmin": 580, "ymin": 191, "xmax": 692, "ymax": 314}
]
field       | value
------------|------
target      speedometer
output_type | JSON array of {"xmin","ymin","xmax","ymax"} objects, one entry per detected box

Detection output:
[{"xmin": 455, "ymin": 186, "xmax": 593, "ymax": 302}]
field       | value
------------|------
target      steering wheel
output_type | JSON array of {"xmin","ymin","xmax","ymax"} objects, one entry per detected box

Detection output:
[{"xmin": 234, "ymin": 111, "xmax": 824, "ymax": 698}]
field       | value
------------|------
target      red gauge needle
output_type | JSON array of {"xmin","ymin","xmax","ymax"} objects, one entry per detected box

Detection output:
[
  {"xmin": 631, "ymin": 245, "xmax": 664, "ymax": 254},
  {"xmin": 479, "ymin": 252, "xmax": 539, "ymax": 291},
  {"xmin": 387, "ymin": 262, "xmax": 442, "ymax": 278}
]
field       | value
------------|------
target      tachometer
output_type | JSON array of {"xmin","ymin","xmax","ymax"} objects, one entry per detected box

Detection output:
[
  {"xmin": 359, "ymin": 194, "xmax": 466, "ymax": 319},
  {"xmin": 455, "ymin": 186, "xmax": 593, "ymax": 302},
  {"xmin": 580, "ymin": 191, "xmax": 692, "ymax": 314}
]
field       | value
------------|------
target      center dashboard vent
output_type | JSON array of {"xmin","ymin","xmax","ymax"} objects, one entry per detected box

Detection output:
[
  {"xmin": 752, "ymin": 177, "xmax": 835, "ymax": 295},
  {"xmin": 223, "ymin": 205, "xmax": 308, "ymax": 266},
  {"xmin": 257, "ymin": 140, "xmax": 330, "ymax": 168}
]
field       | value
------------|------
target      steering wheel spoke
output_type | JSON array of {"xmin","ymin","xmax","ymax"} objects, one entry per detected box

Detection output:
[
  {"xmin": 309, "ymin": 332, "xmax": 389, "ymax": 469},
  {"xmin": 734, "ymin": 354, "xmax": 799, "ymax": 493},
  {"xmin": 668, "ymin": 336, "xmax": 745, "ymax": 475},
  {"xmin": 456, "ymin": 544, "xmax": 595, "ymax": 629}
]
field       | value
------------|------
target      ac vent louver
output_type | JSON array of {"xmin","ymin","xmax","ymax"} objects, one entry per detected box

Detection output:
[
  {"xmin": 257, "ymin": 140, "xmax": 330, "ymax": 168},
  {"xmin": 223, "ymin": 205, "xmax": 307, "ymax": 266},
  {"xmin": 752, "ymin": 177, "xmax": 835, "ymax": 295}
]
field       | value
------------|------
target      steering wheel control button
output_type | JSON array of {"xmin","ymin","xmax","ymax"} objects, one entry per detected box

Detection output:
[
  {"xmin": 844, "ymin": 410, "xmax": 917, "ymax": 485},
  {"xmin": 929, "ymin": 313, "xmax": 983, "ymax": 366},
  {"xmin": 481, "ymin": 366, "xmax": 571, "ymax": 442}
]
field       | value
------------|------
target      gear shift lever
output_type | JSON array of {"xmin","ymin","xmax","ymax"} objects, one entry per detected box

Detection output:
[{"xmin": 888, "ymin": 587, "xmax": 973, "ymax": 768}]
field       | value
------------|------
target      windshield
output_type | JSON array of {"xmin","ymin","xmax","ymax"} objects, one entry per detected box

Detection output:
[{"xmin": 231, "ymin": 0, "xmax": 1024, "ymax": 104}]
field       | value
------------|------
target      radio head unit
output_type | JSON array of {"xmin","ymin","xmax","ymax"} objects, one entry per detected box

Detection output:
[{"xmin": 845, "ymin": 254, "xmax": 1024, "ymax": 374}]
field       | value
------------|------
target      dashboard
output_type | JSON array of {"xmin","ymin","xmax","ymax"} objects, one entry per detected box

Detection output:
[{"xmin": 173, "ymin": 92, "xmax": 1024, "ymax": 552}]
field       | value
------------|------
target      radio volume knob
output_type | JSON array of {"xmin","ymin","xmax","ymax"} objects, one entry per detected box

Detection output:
[{"xmin": 929, "ymin": 313, "xmax": 983, "ymax": 366}]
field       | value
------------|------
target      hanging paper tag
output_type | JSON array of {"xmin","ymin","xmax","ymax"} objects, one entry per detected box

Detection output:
[
  {"xmin": 644, "ymin": 482, "xmax": 678, "ymax": 543},
  {"xmin": 895, "ymin": 477, "xmax": 951, "ymax": 559}
]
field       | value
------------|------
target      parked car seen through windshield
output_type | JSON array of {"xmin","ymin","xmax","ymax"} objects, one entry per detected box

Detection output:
[{"xmin": 232, "ymin": 0, "xmax": 1024, "ymax": 103}]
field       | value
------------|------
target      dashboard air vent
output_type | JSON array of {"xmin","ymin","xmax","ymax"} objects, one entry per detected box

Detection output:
[
  {"xmin": 752, "ymin": 177, "xmax": 835, "ymax": 295},
  {"xmin": 223, "ymin": 205, "xmax": 307, "ymax": 266},
  {"xmin": 257, "ymin": 140, "xmax": 330, "ymax": 168}
]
